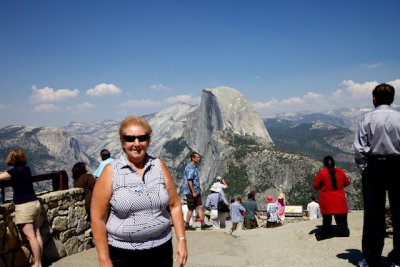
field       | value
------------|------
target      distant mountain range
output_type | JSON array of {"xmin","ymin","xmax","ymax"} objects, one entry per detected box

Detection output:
[
  {"xmin": 263, "ymin": 109, "xmax": 359, "ymax": 172},
  {"xmin": 0, "ymin": 87, "xmax": 367, "ymax": 209}
]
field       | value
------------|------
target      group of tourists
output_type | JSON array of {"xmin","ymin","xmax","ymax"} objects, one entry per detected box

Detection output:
[{"xmin": 0, "ymin": 83, "xmax": 399, "ymax": 267}]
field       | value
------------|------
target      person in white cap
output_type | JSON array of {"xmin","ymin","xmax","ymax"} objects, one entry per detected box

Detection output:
[
  {"xmin": 215, "ymin": 176, "xmax": 228, "ymax": 195},
  {"xmin": 214, "ymin": 176, "xmax": 229, "ymax": 228}
]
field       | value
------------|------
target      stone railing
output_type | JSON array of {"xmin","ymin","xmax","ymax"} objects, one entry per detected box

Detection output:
[{"xmin": 0, "ymin": 188, "xmax": 94, "ymax": 267}]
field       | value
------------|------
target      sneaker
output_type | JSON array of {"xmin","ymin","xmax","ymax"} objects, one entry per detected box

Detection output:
[
  {"xmin": 200, "ymin": 224, "xmax": 213, "ymax": 230},
  {"xmin": 185, "ymin": 225, "xmax": 196, "ymax": 231},
  {"xmin": 358, "ymin": 259, "xmax": 369, "ymax": 267}
]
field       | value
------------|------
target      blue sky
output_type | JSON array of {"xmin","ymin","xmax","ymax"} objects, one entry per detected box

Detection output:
[{"xmin": 1, "ymin": 0, "xmax": 399, "ymax": 127}]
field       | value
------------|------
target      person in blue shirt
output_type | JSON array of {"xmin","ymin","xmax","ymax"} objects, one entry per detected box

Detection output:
[
  {"xmin": 228, "ymin": 196, "xmax": 246, "ymax": 234},
  {"xmin": 93, "ymin": 149, "xmax": 113, "ymax": 178},
  {"xmin": 181, "ymin": 152, "xmax": 211, "ymax": 230}
]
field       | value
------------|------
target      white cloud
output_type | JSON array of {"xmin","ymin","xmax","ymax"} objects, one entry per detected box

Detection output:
[
  {"xmin": 282, "ymin": 97, "xmax": 304, "ymax": 105},
  {"xmin": 304, "ymin": 92, "xmax": 323, "ymax": 101},
  {"xmin": 253, "ymin": 78, "xmax": 400, "ymax": 116},
  {"xmin": 150, "ymin": 84, "xmax": 170, "ymax": 91},
  {"xmin": 33, "ymin": 103, "xmax": 61, "ymax": 112},
  {"xmin": 332, "ymin": 89, "xmax": 343, "ymax": 99},
  {"xmin": 253, "ymin": 98, "xmax": 279, "ymax": 109},
  {"xmin": 360, "ymin": 63, "xmax": 383, "ymax": 69},
  {"xmin": 121, "ymin": 99, "xmax": 162, "ymax": 108},
  {"xmin": 86, "ymin": 83, "xmax": 122, "ymax": 97},
  {"xmin": 31, "ymin": 86, "xmax": 79, "ymax": 103},
  {"xmin": 389, "ymin": 79, "xmax": 400, "ymax": 88},
  {"xmin": 341, "ymin": 80, "xmax": 378, "ymax": 98},
  {"xmin": 164, "ymin": 94, "xmax": 200, "ymax": 105}
]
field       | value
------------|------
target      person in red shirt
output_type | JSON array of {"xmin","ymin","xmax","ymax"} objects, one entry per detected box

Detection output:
[{"xmin": 314, "ymin": 155, "xmax": 350, "ymax": 239}]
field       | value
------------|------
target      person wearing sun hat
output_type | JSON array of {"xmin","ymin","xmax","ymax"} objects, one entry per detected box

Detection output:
[
  {"xmin": 276, "ymin": 193, "xmax": 288, "ymax": 225},
  {"xmin": 265, "ymin": 195, "xmax": 280, "ymax": 228},
  {"xmin": 205, "ymin": 183, "xmax": 229, "ymax": 229}
]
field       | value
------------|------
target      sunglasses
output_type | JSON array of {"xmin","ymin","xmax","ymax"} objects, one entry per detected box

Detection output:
[{"xmin": 122, "ymin": 134, "xmax": 150, "ymax": 142}]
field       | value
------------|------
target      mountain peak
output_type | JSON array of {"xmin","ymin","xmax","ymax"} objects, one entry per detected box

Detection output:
[{"xmin": 203, "ymin": 86, "xmax": 273, "ymax": 142}]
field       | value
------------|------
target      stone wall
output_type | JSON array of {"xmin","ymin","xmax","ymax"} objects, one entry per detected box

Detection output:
[{"xmin": 0, "ymin": 188, "xmax": 94, "ymax": 267}]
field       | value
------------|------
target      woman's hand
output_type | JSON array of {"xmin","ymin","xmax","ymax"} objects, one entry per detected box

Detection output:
[
  {"xmin": 175, "ymin": 239, "xmax": 188, "ymax": 267},
  {"xmin": 98, "ymin": 258, "xmax": 113, "ymax": 267}
]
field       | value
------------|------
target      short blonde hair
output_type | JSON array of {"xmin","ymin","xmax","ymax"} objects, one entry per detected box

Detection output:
[
  {"xmin": 119, "ymin": 116, "xmax": 153, "ymax": 144},
  {"xmin": 6, "ymin": 149, "xmax": 28, "ymax": 166}
]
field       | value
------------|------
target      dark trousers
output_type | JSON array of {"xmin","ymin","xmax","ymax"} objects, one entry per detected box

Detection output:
[
  {"xmin": 109, "ymin": 239, "xmax": 173, "ymax": 267},
  {"xmin": 321, "ymin": 213, "xmax": 350, "ymax": 239},
  {"xmin": 362, "ymin": 157, "xmax": 400, "ymax": 266}
]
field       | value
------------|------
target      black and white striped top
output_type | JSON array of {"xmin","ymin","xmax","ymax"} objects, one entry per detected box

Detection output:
[{"xmin": 106, "ymin": 154, "xmax": 172, "ymax": 250}]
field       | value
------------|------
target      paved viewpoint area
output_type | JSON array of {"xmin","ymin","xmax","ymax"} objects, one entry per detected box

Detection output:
[{"xmin": 50, "ymin": 211, "xmax": 393, "ymax": 267}]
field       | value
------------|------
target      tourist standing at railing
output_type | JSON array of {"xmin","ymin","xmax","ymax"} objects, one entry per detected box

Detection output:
[
  {"xmin": 91, "ymin": 116, "xmax": 187, "ymax": 267},
  {"xmin": 0, "ymin": 149, "xmax": 43, "ymax": 267}
]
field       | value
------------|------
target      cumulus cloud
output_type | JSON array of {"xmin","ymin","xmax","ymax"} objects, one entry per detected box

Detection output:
[
  {"xmin": 282, "ymin": 97, "xmax": 304, "ymax": 105},
  {"xmin": 304, "ymin": 92, "xmax": 323, "ymax": 101},
  {"xmin": 164, "ymin": 94, "xmax": 201, "ymax": 105},
  {"xmin": 121, "ymin": 99, "xmax": 162, "ymax": 108},
  {"xmin": 253, "ymin": 98, "xmax": 279, "ymax": 109},
  {"xmin": 30, "ymin": 86, "xmax": 79, "ymax": 103},
  {"xmin": 332, "ymin": 89, "xmax": 343, "ymax": 99},
  {"xmin": 150, "ymin": 84, "xmax": 170, "ymax": 91},
  {"xmin": 341, "ymin": 80, "xmax": 378, "ymax": 98},
  {"xmin": 389, "ymin": 79, "xmax": 400, "ymax": 88},
  {"xmin": 33, "ymin": 103, "xmax": 61, "ymax": 112},
  {"xmin": 86, "ymin": 83, "xmax": 122, "ymax": 97}
]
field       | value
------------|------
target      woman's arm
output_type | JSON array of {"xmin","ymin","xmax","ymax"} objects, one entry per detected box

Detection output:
[
  {"xmin": 313, "ymin": 170, "xmax": 322, "ymax": 190},
  {"xmin": 160, "ymin": 160, "xmax": 188, "ymax": 267},
  {"xmin": 0, "ymin": 171, "xmax": 11, "ymax": 181},
  {"xmin": 220, "ymin": 192, "xmax": 229, "ymax": 205},
  {"xmin": 340, "ymin": 169, "xmax": 351, "ymax": 187},
  {"xmin": 91, "ymin": 164, "xmax": 113, "ymax": 267}
]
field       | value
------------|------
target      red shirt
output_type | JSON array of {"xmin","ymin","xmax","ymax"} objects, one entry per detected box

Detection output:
[{"xmin": 313, "ymin": 167, "xmax": 350, "ymax": 214}]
